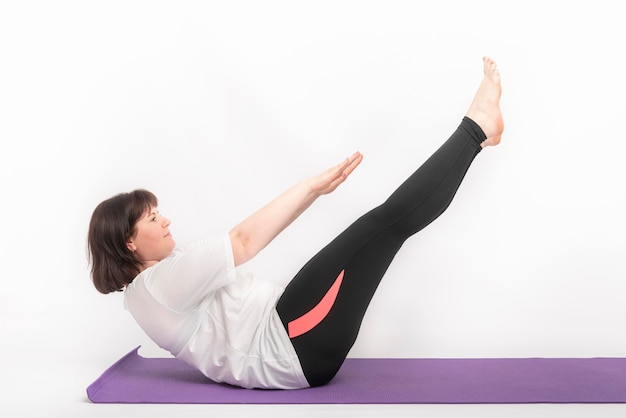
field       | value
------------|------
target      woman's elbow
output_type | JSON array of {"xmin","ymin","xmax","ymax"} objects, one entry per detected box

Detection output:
[{"xmin": 229, "ymin": 228, "xmax": 255, "ymax": 266}]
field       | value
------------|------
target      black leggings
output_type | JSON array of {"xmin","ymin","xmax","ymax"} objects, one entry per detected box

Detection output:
[{"xmin": 276, "ymin": 117, "xmax": 486, "ymax": 387}]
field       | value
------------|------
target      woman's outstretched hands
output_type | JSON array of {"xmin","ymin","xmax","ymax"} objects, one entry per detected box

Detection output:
[
  {"xmin": 229, "ymin": 151, "xmax": 363, "ymax": 266},
  {"xmin": 310, "ymin": 152, "xmax": 363, "ymax": 196}
]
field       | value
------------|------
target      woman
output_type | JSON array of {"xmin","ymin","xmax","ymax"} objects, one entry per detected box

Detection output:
[{"xmin": 88, "ymin": 57, "xmax": 504, "ymax": 389}]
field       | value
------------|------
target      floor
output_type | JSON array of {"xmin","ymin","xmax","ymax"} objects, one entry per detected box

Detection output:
[{"xmin": 4, "ymin": 354, "xmax": 626, "ymax": 418}]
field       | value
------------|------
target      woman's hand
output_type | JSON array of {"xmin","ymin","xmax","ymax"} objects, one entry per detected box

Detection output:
[
  {"xmin": 309, "ymin": 152, "xmax": 363, "ymax": 196},
  {"xmin": 230, "ymin": 151, "xmax": 363, "ymax": 266}
]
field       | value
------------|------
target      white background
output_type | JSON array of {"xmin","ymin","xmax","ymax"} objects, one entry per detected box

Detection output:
[{"xmin": 1, "ymin": 1, "xmax": 625, "ymax": 417}]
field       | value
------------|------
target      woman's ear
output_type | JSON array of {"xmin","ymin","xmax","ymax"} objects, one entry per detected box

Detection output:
[{"xmin": 127, "ymin": 240, "xmax": 137, "ymax": 252}]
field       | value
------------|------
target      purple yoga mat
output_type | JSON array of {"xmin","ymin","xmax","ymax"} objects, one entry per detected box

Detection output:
[{"xmin": 87, "ymin": 346, "xmax": 626, "ymax": 404}]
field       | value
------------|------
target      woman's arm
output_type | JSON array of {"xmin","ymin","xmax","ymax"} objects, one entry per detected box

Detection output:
[{"xmin": 229, "ymin": 152, "xmax": 363, "ymax": 266}]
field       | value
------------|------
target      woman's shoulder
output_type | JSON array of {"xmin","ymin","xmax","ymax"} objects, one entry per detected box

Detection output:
[{"xmin": 173, "ymin": 232, "xmax": 230, "ymax": 255}]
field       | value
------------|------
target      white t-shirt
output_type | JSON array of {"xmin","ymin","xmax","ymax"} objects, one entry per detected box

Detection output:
[{"xmin": 123, "ymin": 233, "xmax": 309, "ymax": 389}]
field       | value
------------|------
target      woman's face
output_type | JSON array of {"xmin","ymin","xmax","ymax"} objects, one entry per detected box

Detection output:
[{"xmin": 127, "ymin": 206, "xmax": 175, "ymax": 269}]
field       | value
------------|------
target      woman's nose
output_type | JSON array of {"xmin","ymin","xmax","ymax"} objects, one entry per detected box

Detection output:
[{"xmin": 163, "ymin": 217, "xmax": 171, "ymax": 227}]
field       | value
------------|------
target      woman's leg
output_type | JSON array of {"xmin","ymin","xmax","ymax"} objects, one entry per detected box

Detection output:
[{"xmin": 276, "ymin": 57, "xmax": 504, "ymax": 387}]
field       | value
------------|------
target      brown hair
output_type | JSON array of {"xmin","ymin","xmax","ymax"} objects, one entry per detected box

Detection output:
[{"xmin": 87, "ymin": 189, "xmax": 158, "ymax": 294}]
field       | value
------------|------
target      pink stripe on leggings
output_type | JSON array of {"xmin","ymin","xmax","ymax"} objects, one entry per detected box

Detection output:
[{"xmin": 287, "ymin": 270, "xmax": 345, "ymax": 338}]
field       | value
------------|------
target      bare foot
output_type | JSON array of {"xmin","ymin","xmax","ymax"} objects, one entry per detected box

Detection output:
[{"xmin": 466, "ymin": 56, "xmax": 504, "ymax": 147}]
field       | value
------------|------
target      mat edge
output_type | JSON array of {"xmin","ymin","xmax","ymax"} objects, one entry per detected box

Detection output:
[{"xmin": 86, "ymin": 345, "xmax": 142, "ymax": 402}]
